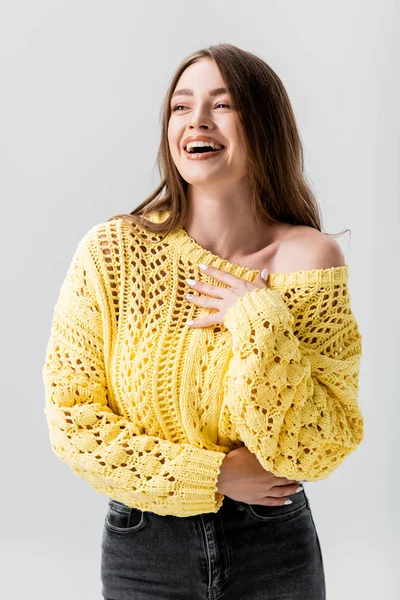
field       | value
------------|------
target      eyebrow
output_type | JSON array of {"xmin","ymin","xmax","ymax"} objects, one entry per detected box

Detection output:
[{"xmin": 171, "ymin": 87, "xmax": 230, "ymax": 99}]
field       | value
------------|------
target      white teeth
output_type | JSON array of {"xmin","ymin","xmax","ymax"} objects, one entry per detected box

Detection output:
[{"xmin": 185, "ymin": 141, "xmax": 223, "ymax": 152}]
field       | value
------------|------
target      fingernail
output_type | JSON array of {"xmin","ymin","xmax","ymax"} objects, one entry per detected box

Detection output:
[
  {"xmin": 186, "ymin": 279, "xmax": 197, "ymax": 286},
  {"xmin": 295, "ymin": 486, "xmax": 303, "ymax": 493},
  {"xmin": 261, "ymin": 268, "xmax": 268, "ymax": 281},
  {"xmin": 283, "ymin": 499, "xmax": 293, "ymax": 505},
  {"xmin": 198, "ymin": 263, "xmax": 208, "ymax": 271}
]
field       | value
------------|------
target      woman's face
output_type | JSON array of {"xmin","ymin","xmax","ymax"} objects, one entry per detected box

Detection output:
[{"xmin": 168, "ymin": 58, "xmax": 247, "ymax": 187}]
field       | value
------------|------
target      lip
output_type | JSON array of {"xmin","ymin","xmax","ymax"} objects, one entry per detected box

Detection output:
[
  {"xmin": 182, "ymin": 134, "xmax": 225, "ymax": 151},
  {"xmin": 183, "ymin": 146, "xmax": 226, "ymax": 160}
]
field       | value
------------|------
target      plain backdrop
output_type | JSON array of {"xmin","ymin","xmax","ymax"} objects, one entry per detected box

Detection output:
[{"xmin": 1, "ymin": 1, "xmax": 399, "ymax": 598}]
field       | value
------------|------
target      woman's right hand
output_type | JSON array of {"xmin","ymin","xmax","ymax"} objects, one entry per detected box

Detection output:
[{"xmin": 216, "ymin": 445, "xmax": 304, "ymax": 505}]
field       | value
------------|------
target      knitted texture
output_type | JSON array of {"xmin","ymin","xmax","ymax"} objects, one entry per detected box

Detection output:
[{"xmin": 42, "ymin": 209, "xmax": 364, "ymax": 517}]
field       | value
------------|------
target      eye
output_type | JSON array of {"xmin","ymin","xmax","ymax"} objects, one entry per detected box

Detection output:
[{"xmin": 171, "ymin": 103, "xmax": 231, "ymax": 112}]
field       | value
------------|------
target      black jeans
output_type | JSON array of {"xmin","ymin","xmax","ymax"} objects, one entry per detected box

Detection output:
[{"xmin": 101, "ymin": 486, "xmax": 326, "ymax": 599}]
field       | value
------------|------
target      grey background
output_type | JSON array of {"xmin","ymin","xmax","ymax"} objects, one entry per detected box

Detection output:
[{"xmin": 1, "ymin": 1, "xmax": 398, "ymax": 598}]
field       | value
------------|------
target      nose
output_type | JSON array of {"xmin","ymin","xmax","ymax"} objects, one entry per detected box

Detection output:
[{"xmin": 189, "ymin": 105, "xmax": 213, "ymax": 129}]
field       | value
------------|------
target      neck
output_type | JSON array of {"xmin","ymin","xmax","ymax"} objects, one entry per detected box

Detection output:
[{"xmin": 183, "ymin": 191, "xmax": 279, "ymax": 263}]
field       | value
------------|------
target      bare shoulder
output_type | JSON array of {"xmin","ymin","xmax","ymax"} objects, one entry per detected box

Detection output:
[{"xmin": 276, "ymin": 225, "xmax": 345, "ymax": 272}]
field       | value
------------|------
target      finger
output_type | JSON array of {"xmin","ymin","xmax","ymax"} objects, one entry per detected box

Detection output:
[
  {"xmin": 186, "ymin": 278, "xmax": 227, "ymax": 299},
  {"xmin": 254, "ymin": 269, "xmax": 269, "ymax": 286},
  {"xmin": 274, "ymin": 477, "xmax": 298, "ymax": 486},
  {"xmin": 185, "ymin": 294, "xmax": 222, "ymax": 310},
  {"xmin": 187, "ymin": 315, "xmax": 219, "ymax": 328},
  {"xmin": 198, "ymin": 263, "xmax": 243, "ymax": 286},
  {"xmin": 266, "ymin": 483, "xmax": 303, "ymax": 498},
  {"xmin": 258, "ymin": 496, "xmax": 296, "ymax": 506}
]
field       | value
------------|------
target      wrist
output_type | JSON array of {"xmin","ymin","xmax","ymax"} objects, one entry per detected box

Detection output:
[{"xmin": 216, "ymin": 451, "xmax": 234, "ymax": 494}]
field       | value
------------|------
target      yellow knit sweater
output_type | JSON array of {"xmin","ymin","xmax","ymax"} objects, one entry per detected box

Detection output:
[{"xmin": 42, "ymin": 209, "xmax": 364, "ymax": 517}]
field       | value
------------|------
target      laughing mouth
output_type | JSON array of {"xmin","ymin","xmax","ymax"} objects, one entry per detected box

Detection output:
[{"xmin": 184, "ymin": 141, "xmax": 225, "ymax": 154}]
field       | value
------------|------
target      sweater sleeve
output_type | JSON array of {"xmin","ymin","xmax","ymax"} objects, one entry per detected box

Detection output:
[
  {"xmin": 42, "ymin": 229, "xmax": 226, "ymax": 517},
  {"xmin": 222, "ymin": 278, "xmax": 364, "ymax": 482}
]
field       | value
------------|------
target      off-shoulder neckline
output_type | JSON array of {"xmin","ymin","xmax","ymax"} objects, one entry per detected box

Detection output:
[
  {"xmin": 120, "ymin": 211, "xmax": 349, "ymax": 288},
  {"xmin": 167, "ymin": 223, "xmax": 348, "ymax": 288}
]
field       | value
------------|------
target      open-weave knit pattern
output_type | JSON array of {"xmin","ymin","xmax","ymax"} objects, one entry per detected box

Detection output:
[{"xmin": 42, "ymin": 209, "xmax": 364, "ymax": 517}]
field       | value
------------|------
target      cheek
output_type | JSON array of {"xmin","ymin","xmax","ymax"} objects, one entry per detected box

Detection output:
[
  {"xmin": 167, "ymin": 122, "xmax": 181, "ymax": 156},
  {"xmin": 228, "ymin": 140, "xmax": 247, "ymax": 166},
  {"xmin": 167, "ymin": 123, "xmax": 173, "ymax": 147},
  {"xmin": 226, "ymin": 121, "xmax": 246, "ymax": 158},
  {"xmin": 232, "ymin": 129, "xmax": 248, "ymax": 162}
]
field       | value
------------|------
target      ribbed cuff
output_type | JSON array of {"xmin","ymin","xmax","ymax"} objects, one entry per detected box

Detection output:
[
  {"xmin": 174, "ymin": 446, "xmax": 226, "ymax": 516},
  {"xmin": 223, "ymin": 287, "xmax": 293, "ymax": 338}
]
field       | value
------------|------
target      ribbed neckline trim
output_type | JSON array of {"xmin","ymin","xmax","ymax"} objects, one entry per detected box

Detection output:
[{"xmin": 146, "ymin": 209, "xmax": 349, "ymax": 287}]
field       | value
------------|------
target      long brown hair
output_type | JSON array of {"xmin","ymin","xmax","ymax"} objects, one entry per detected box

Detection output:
[{"xmin": 108, "ymin": 43, "xmax": 349, "ymax": 242}]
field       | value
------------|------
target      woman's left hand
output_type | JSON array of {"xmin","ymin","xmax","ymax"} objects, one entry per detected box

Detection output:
[{"xmin": 185, "ymin": 263, "xmax": 269, "ymax": 328}]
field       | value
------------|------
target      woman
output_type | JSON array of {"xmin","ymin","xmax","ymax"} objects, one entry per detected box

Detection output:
[{"xmin": 43, "ymin": 43, "xmax": 364, "ymax": 599}]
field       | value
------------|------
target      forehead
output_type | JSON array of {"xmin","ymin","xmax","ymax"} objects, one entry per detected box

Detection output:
[{"xmin": 172, "ymin": 59, "xmax": 229, "ymax": 96}]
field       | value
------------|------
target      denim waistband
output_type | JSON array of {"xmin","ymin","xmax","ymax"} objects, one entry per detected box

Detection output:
[{"xmin": 222, "ymin": 495, "xmax": 248, "ymax": 510}]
